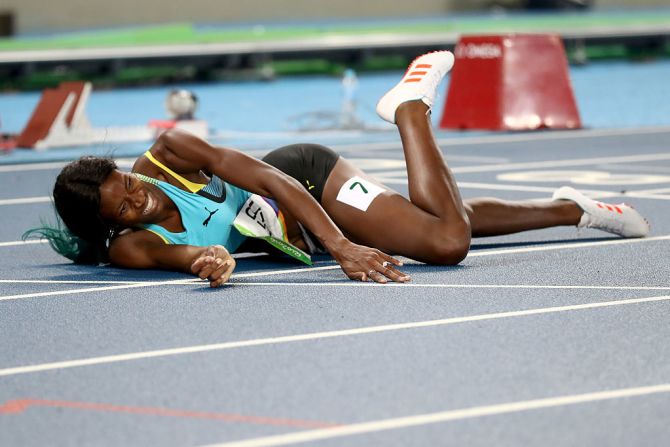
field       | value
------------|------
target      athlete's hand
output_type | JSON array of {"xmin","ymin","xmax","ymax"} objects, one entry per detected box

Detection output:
[
  {"xmin": 190, "ymin": 245, "xmax": 236, "ymax": 287},
  {"xmin": 331, "ymin": 240, "xmax": 410, "ymax": 283}
]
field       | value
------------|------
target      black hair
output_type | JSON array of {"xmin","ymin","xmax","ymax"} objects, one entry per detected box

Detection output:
[{"xmin": 23, "ymin": 156, "xmax": 117, "ymax": 264}]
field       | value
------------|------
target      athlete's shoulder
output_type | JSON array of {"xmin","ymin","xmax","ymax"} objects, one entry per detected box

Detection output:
[{"xmin": 131, "ymin": 152, "xmax": 157, "ymax": 177}]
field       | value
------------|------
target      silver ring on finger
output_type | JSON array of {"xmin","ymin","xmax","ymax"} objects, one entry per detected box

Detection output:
[{"xmin": 382, "ymin": 261, "xmax": 390, "ymax": 268}]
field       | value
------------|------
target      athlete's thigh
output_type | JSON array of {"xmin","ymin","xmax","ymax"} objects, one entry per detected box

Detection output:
[{"xmin": 321, "ymin": 157, "xmax": 442, "ymax": 258}]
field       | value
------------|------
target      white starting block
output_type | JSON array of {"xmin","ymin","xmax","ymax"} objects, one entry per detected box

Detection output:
[{"xmin": 14, "ymin": 81, "xmax": 209, "ymax": 149}]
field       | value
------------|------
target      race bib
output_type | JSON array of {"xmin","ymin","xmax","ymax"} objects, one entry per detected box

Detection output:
[
  {"xmin": 336, "ymin": 176, "xmax": 385, "ymax": 211},
  {"xmin": 233, "ymin": 194, "xmax": 312, "ymax": 265}
]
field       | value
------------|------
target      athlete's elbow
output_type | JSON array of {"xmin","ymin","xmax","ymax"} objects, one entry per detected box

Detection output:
[{"xmin": 266, "ymin": 170, "xmax": 309, "ymax": 201}]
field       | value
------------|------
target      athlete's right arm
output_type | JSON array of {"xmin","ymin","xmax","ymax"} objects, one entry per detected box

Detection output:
[{"xmin": 108, "ymin": 231, "xmax": 235, "ymax": 288}]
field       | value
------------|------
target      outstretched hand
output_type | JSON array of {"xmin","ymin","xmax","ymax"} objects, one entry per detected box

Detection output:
[
  {"xmin": 190, "ymin": 245, "xmax": 236, "ymax": 288},
  {"xmin": 332, "ymin": 240, "xmax": 410, "ymax": 283}
]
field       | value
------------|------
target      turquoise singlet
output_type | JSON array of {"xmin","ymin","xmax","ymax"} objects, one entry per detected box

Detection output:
[{"xmin": 135, "ymin": 152, "xmax": 251, "ymax": 252}]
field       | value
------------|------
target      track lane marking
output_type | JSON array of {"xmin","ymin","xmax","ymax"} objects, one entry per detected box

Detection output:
[
  {"xmin": 226, "ymin": 283, "xmax": 670, "ymax": 290},
  {"xmin": 0, "ymin": 280, "xmax": 187, "ymax": 302},
  {"xmin": 0, "ymin": 240, "xmax": 47, "ymax": 247},
  {"xmin": 468, "ymin": 234, "xmax": 670, "ymax": 256},
  {"xmin": 0, "ymin": 126, "xmax": 667, "ymax": 175},
  {"xmin": 0, "ymin": 279, "xmax": 151, "ymax": 284},
  {"xmin": 0, "ymin": 159, "xmax": 134, "ymax": 173},
  {"xmin": 2, "ymin": 279, "xmax": 669, "ymax": 291},
  {"xmin": 451, "ymin": 153, "xmax": 670, "ymax": 174},
  {"xmin": 333, "ymin": 126, "xmax": 670, "ymax": 153},
  {"xmin": 0, "ymin": 398, "xmax": 339, "ymax": 429},
  {"xmin": 1, "ymin": 235, "xmax": 668, "ymax": 302},
  {"xmin": 0, "ymin": 197, "xmax": 51, "ymax": 206},
  {"xmin": 3, "ymin": 152, "xmax": 670, "ymax": 206},
  {"xmin": 378, "ymin": 179, "xmax": 670, "ymax": 201},
  {"xmin": 1, "ymin": 293, "xmax": 670, "ymax": 377},
  {"xmin": 372, "ymin": 179, "xmax": 624, "ymax": 198},
  {"xmin": 203, "ymin": 383, "xmax": 670, "ymax": 447}
]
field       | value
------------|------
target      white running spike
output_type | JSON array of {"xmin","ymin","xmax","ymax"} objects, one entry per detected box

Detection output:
[
  {"xmin": 553, "ymin": 186, "xmax": 650, "ymax": 238},
  {"xmin": 376, "ymin": 51, "xmax": 455, "ymax": 124}
]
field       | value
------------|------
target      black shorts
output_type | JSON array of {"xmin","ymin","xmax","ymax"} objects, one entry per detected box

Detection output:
[{"xmin": 262, "ymin": 143, "xmax": 340, "ymax": 203}]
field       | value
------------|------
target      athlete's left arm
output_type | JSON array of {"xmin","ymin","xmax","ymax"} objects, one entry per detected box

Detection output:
[{"xmin": 149, "ymin": 129, "xmax": 408, "ymax": 283}]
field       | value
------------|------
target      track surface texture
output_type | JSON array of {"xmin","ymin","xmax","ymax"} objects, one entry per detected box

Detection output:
[{"xmin": 1, "ymin": 122, "xmax": 669, "ymax": 445}]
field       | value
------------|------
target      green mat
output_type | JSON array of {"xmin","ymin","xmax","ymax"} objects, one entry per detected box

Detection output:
[
  {"xmin": 2, "ymin": 11, "xmax": 670, "ymax": 52},
  {"xmin": 2, "ymin": 11, "xmax": 669, "ymax": 90}
]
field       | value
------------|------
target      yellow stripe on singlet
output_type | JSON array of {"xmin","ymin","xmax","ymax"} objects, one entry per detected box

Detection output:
[
  {"xmin": 143, "ymin": 150, "xmax": 205, "ymax": 193},
  {"xmin": 144, "ymin": 228, "xmax": 171, "ymax": 244}
]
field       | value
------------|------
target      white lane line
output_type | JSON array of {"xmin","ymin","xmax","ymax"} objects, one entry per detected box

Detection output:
[
  {"xmin": 204, "ymin": 383, "xmax": 670, "ymax": 447},
  {"xmin": 0, "ymin": 196, "xmax": 51, "ymax": 206},
  {"xmin": 333, "ymin": 126, "xmax": 670, "ymax": 153},
  {"xmin": 1, "ymin": 154, "xmax": 669, "ymax": 206},
  {"xmin": 1, "ymin": 293, "xmax": 669, "ymax": 377},
  {"xmin": 456, "ymin": 182, "xmax": 610, "ymax": 196},
  {"xmin": 452, "ymin": 153, "xmax": 670, "ymax": 174},
  {"xmin": 0, "ymin": 126, "xmax": 665, "ymax": 174},
  {"xmin": 375, "ymin": 178, "xmax": 620, "ymax": 196},
  {"xmin": 0, "ymin": 280, "xmax": 190, "ymax": 302},
  {"xmin": 0, "ymin": 240, "xmax": 272, "ymax": 252},
  {"xmin": 378, "ymin": 179, "xmax": 670, "ymax": 201},
  {"xmin": 0, "ymin": 240, "xmax": 48, "ymax": 248},
  {"xmin": 0, "ymin": 279, "xmax": 148, "ymax": 285},
  {"xmin": 218, "ymin": 125, "xmax": 670, "ymax": 150},
  {"xmin": 232, "ymin": 265, "xmax": 340, "ymax": 279},
  {"xmin": 431, "ymin": 154, "xmax": 510, "ymax": 163},
  {"xmin": 1, "ymin": 235, "xmax": 668, "ymax": 302},
  {"xmin": 0, "ymin": 266, "xmax": 340, "ymax": 302},
  {"xmin": 630, "ymin": 187, "xmax": 670, "ymax": 194},
  {"xmin": 225, "ymin": 283, "xmax": 670, "ymax": 291},
  {"xmin": 469, "ymin": 234, "xmax": 670, "ymax": 257},
  {"xmin": 625, "ymin": 192, "xmax": 670, "ymax": 200},
  {"xmin": 2, "ymin": 279, "xmax": 669, "ymax": 291},
  {"xmin": 0, "ymin": 158, "xmax": 135, "ymax": 173},
  {"xmin": 599, "ymin": 163, "xmax": 670, "ymax": 175},
  {"xmin": 0, "ymin": 161, "xmax": 67, "ymax": 172}
]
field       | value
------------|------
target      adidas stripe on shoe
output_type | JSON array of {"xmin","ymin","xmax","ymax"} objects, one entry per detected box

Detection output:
[
  {"xmin": 376, "ymin": 51, "xmax": 455, "ymax": 124},
  {"xmin": 552, "ymin": 186, "xmax": 650, "ymax": 238}
]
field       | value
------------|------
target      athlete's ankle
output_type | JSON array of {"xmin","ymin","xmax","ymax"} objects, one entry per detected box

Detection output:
[
  {"xmin": 395, "ymin": 100, "xmax": 430, "ymax": 124},
  {"xmin": 552, "ymin": 199, "xmax": 583, "ymax": 226}
]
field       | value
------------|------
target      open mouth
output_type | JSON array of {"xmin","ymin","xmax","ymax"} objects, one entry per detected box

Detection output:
[{"xmin": 142, "ymin": 192, "xmax": 155, "ymax": 216}]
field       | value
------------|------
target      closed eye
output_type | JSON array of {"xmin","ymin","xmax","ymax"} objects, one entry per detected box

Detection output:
[{"xmin": 118, "ymin": 174, "xmax": 132, "ymax": 216}]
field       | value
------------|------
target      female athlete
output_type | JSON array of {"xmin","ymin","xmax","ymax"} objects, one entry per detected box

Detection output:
[{"xmin": 28, "ymin": 51, "xmax": 650, "ymax": 287}]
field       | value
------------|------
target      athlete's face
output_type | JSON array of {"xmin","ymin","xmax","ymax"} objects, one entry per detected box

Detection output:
[{"xmin": 99, "ymin": 170, "xmax": 163, "ymax": 226}]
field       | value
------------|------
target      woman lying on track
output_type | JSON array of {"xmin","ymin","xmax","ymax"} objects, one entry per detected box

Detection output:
[{"xmin": 28, "ymin": 51, "xmax": 650, "ymax": 287}]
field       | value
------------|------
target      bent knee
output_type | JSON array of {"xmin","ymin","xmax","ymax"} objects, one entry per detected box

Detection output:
[
  {"xmin": 422, "ymin": 223, "xmax": 471, "ymax": 266},
  {"xmin": 425, "ymin": 240, "xmax": 470, "ymax": 265}
]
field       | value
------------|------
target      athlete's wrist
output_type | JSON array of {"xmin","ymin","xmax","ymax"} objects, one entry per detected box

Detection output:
[{"xmin": 322, "ymin": 235, "xmax": 351, "ymax": 256}]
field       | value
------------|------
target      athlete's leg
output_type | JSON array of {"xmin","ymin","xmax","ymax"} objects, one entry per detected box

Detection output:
[
  {"xmin": 395, "ymin": 101, "xmax": 470, "ymax": 228},
  {"xmin": 385, "ymin": 94, "xmax": 582, "ymax": 239},
  {"xmin": 464, "ymin": 198, "xmax": 582, "ymax": 237},
  {"xmin": 373, "ymin": 53, "xmax": 641, "ymax": 240},
  {"xmin": 320, "ymin": 52, "xmax": 472, "ymax": 265},
  {"xmin": 320, "ymin": 50, "xmax": 648, "ymax": 266},
  {"xmin": 321, "ymin": 157, "xmax": 469, "ymax": 265},
  {"xmin": 465, "ymin": 187, "xmax": 650, "ymax": 238}
]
